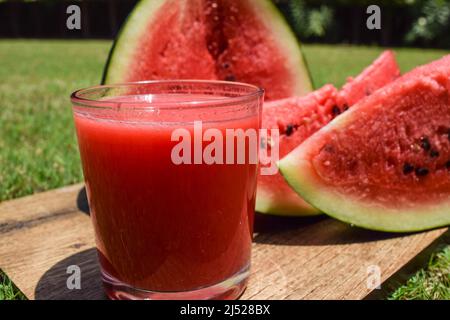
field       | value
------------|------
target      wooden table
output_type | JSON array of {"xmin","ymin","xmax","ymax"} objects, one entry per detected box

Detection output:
[{"xmin": 0, "ymin": 184, "xmax": 448, "ymax": 300}]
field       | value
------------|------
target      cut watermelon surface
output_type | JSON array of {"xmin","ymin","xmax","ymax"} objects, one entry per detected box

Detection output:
[
  {"xmin": 257, "ymin": 85, "xmax": 338, "ymax": 215},
  {"xmin": 279, "ymin": 55, "xmax": 450, "ymax": 232},
  {"xmin": 102, "ymin": 0, "xmax": 312, "ymax": 100},
  {"xmin": 256, "ymin": 51, "xmax": 401, "ymax": 216},
  {"xmin": 336, "ymin": 51, "xmax": 400, "ymax": 108}
]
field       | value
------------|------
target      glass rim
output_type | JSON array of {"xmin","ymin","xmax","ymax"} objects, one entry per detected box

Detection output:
[{"xmin": 71, "ymin": 80, "xmax": 264, "ymax": 110}]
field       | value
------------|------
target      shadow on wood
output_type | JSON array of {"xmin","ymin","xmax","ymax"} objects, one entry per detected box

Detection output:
[
  {"xmin": 35, "ymin": 248, "xmax": 106, "ymax": 300},
  {"xmin": 253, "ymin": 213, "xmax": 324, "ymax": 234},
  {"xmin": 364, "ymin": 229, "xmax": 450, "ymax": 300},
  {"xmin": 253, "ymin": 213, "xmax": 412, "ymax": 246},
  {"xmin": 76, "ymin": 186, "xmax": 90, "ymax": 215}
]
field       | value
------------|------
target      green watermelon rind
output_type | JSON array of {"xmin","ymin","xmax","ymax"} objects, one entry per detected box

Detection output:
[
  {"xmin": 102, "ymin": 0, "xmax": 313, "ymax": 95},
  {"xmin": 102, "ymin": 0, "xmax": 167, "ymax": 84},
  {"xmin": 255, "ymin": 187, "xmax": 320, "ymax": 216},
  {"xmin": 278, "ymin": 112, "xmax": 450, "ymax": 233}
]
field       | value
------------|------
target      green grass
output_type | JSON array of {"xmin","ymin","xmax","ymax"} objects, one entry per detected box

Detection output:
[
  {"xmin": 0, "ymin": 40, "xmax": 110, "ymax": 201},
  {"xmin": 304, "ymin": 44, "xmax": 450, "ymax": 88},
  {"xmin": 0, "ymin": 270, "xmax": 26, "ymax": 300},
  {"xmin": 0, "ymin": 40, "xmax": 449, "ymax": 300},
  {"xmin": 389, "ymin": 246, "xmax": 450, "ymax": 300}
]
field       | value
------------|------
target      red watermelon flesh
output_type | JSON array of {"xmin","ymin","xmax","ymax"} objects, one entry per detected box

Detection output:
[
  {"xmin": 279, "ymin": 55, "xmax": 450, "ymax": 231},
  {"xmin": 403, "ymin": 54, "xmax": 450, "ymax": 79},
  {"xmin": 256, "ymin": 85, "xmax": 338, "ymax": 215},
  {"xmin": 336, "ymin": 50, "xmax": 400, "ymax": 108},
  {"xmin": 256, "ymin": 51, "xmax": 401, "ymax": 215},
  {"xmin": 103, "ymin": 0, "xmax": 312, "ymax": 100}
]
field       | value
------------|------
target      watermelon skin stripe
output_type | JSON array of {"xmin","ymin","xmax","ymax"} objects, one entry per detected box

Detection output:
[{"xmin": 279, "ymin": 56, "xmax": 450, "ymax": 232}]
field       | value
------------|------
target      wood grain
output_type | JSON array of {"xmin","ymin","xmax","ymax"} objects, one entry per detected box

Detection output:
[{"xmin": 0, "ymin": 184, "xmax": 447, "ymax": 300}]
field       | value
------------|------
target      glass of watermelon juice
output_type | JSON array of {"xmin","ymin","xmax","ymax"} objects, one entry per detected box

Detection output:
[{"xmin": 70, "ymin": 80, "xmax": 263, "ymax": 300}]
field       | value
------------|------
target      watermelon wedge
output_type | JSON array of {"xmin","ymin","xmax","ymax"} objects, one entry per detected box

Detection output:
[
  {"xmin": 279, "ymin": 55, "xmax": 450, "ymax": 232},
  {"xmin": 257, "ymin": 85, "xmax": 338, "ymax": 215},
  {"xmin": 256, "ymin": 51, "xmax": 400, "ymax": 216},
  {"xmin": 102, "ymin": 0, "xmax": 313, "ymax": 100},
  {"xmin": 336, "ymin": 51, "xmax": 401, "ymax": 107}
]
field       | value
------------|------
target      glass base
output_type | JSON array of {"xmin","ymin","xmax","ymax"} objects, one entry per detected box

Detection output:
[{"xmin": 102, "ymin": 266, "xmax": 249, "ymax": 300}]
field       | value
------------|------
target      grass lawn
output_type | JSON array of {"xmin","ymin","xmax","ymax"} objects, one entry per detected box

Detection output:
[{"xmin": 0, "ymin": 40, "xmax": 449, "ymax": 300}]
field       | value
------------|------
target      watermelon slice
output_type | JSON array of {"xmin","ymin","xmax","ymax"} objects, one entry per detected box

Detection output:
[
  {"xmin": 336, "ymin": 51, "xmax": 400, "ymax": 107},
  {"xmin": 256, "ymin": 51, "xmax": 400, "ymax": 216},
  {"xmin": 257, "ymin": 85, "xmax": 338, "ymax": 215},
  {"xmin": 102, "ymin": 0, "xmax": 313, "ymax": 100},
  {"xmin": 279, "ymin": 55, "xmax": 450, "ymax": 232}
]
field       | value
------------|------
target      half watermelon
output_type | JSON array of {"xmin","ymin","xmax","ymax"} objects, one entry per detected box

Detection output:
[
  {"xmin": 102, "ymin": 0, "xmax": 313, "ymax": 100},
  {"xmin": 279, "ymin": 55, "xmax": 450, "ymax": 232},
  {"xmin": 256, "ymin": 51, "xmax": 400, "ymax": 216}
]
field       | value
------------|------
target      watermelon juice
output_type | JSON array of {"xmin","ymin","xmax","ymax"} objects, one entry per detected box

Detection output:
[{"xmin": 71, "ymin": 81, "xmax": 263, "ymax": 300}]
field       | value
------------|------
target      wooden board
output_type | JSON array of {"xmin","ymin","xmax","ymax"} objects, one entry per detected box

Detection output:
[{"xmin": 0, "ymin": 184, "xmax": 448, "ymax": 300}]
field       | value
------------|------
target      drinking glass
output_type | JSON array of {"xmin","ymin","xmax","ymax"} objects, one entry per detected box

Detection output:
[{"xmin": 70, "ymin": 80, "xmax": 263, "ymax": 299}]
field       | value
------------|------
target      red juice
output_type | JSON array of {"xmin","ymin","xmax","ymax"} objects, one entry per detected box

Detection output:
[{"xmin": 72, "ymin": 85, "xmax": 262, "ymax": 300}]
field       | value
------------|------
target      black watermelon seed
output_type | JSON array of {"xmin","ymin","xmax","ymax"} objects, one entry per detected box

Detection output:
[
  {"xmin": 222, "ymin": 62, "xmax": 230, "ymax": 69},
  {"xmin": 415, "ymin": 167, "xmax": 429, "ymax": 177},
  {"xmin": 447, "ymin": 129, "xmax": 450, "ymax": 142},
  {"xmin": 332, "ymin": 105, "xmax": 341, "ymax": 116},
  {"xmin": 324, "ymin": 144, "xmax": 334, "ymax": 153},
  {"xmin": 403, "ymin": 163, "xmax": 414, "ymax": 175},
  {"xmin": 430, "ymin": 149, "xmax": 440, "ymax": 158},
  {"xmin": 420, "ymin": 136, "xmax": 431, "ymax": 151},
  {"xmin": 285, "ymin": 124, "xmax": 294, "ymax": 136},
  {"xmin": 446, "ymin": 161, "xmax": 450, "ymax": 169},
  {"xmin": 225, "ymin": 74, "xmax": 236, "ymax": 82},
  {"xmin": 343, "ymin": 104, "xmax": 349, "ymax": 111}
]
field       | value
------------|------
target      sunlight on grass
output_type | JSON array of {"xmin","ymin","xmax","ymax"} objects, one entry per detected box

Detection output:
[
  {"xmin": 0, "ymin": 40, "xmax": 110, "ymax": 201},
  {"xmin": 0, "ymin": 270, "xmax": 25, "ymax": 300},
  {"xmin": 389, "ymin": 246, "xmax": 450, "ymax": 300}
]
